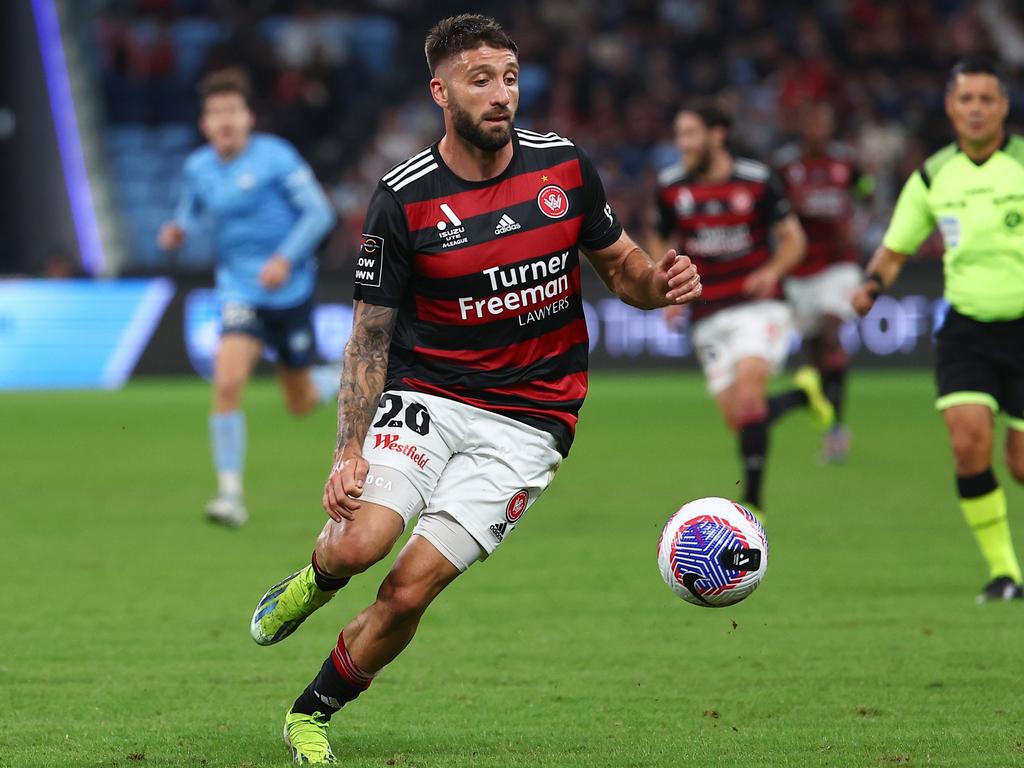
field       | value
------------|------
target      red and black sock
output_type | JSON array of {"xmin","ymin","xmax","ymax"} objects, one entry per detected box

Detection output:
[
  {"xmin": 738, "ymin": 415, "xmax": 769, "ymax": 509},
  {"xmin": 766, "ymin": 389, "xmax": 808, "ymax": 424},
  {"xmin": 291, "ymin": 632, "xmax": 374, "ymax": 719},
  {"xmin": 821, "ymin": 368, "xmax": 846, "ymax": 425},
  {"xmin": 312, "ymin": 551, "xmax": 350, "ymax": 592}
]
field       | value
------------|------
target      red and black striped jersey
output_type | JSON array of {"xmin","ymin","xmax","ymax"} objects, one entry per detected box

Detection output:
[
  {"xmin": 655, "ymin": 157, "xmax": 791, "ymax": 321},
  {"xmin": 353, "ymin": 128, "xmax": 622, "ymax": 455},
  {"xmin": 774, "ymin": 142, "xmax": 864, "ymax": 278}
]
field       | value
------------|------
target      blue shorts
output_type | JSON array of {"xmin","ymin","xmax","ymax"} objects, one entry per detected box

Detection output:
[{"xmin": 220, "ymin": 298, "xmax": 316, "ymax": 369}]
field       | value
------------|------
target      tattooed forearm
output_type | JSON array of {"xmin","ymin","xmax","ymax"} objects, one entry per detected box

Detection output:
[{"xmin": 335, "ymin": 301, "xmax": 398, "ymax": 458}]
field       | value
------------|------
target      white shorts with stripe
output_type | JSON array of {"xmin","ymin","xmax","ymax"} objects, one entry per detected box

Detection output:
[
  {"xmin": 783, "ymin": 262, "xmax": 862, "ymax": 335},
  {"xmin": 357, "ymin": 390, "xmax": 563, "ymax": 570},
  {"xmin": 692, "ymin": 300, "xmax": 794, "ymax": 395}
]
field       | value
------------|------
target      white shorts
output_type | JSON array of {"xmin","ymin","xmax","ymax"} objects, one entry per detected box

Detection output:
[
  {"xmin": 692, "ymin": 300, "xmax": 794, "ymax": 395},
  {"xmin": 357, "ymin": 391, "xmax": 563, "ymax": 570},
  {"xmin": 784, "ymin": 262, "xmax": 862, "ymax": 335}
]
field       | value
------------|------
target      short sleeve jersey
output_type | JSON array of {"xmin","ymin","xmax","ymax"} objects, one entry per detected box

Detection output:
[
  {"xmin": 655, "ymin": 157, "xmax": 791, "ymax": 320},
  {"xmin": 774, "ymin": 142, "xmax": 866, "ymax": 277},
  {"xmin": 883, "ymin": 135, "xmax": 1024, "ymax": 322},
  {"xmin": 176, "ymin": 133, "xmax": 332, "ymax": 308},
  {"xmin": 353, "ymin": 129, "xmax": 623, "ymax": 455}
]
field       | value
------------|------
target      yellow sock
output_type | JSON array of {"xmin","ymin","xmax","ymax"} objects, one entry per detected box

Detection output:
[{"xmin": 960, "ymin": 487, "xmax": 1022, "ymax": 582}]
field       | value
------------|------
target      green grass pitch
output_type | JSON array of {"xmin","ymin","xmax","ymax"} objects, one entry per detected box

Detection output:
[{"xmin": 2, "ymin": 372, "xmax": 1023, "ymax": 767}]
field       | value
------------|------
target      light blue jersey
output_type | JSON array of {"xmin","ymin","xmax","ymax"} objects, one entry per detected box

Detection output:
[{"xmin": 175, "ymin": 133, "xmax": 336, "ymax": 308}]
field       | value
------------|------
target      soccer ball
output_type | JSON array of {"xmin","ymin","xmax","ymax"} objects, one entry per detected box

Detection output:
[{"xmin": 657, "ymin": 497, "xmax": 768, "ymax": 607}]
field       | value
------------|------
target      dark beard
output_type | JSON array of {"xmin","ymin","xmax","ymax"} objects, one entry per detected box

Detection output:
[{"xmin": 451, "ymin": 99, "xmax": 513, "ymax": 152}]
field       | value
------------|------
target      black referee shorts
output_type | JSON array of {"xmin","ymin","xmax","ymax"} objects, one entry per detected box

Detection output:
[{"xmin": 935, "ymin": 307, "xmax": 1024, "ymax": 429}]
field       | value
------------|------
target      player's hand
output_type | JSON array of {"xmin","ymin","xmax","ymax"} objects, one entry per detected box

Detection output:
[
  {"xmin": 743, "ymin": 266, "xmax": 780, "ymax": 299},
  {"xmin": 661, "ymin": 250, "xmax": 702, "ymax": 305},
  {"xmin": 157, "ymin": 223, "xmax": 185, "ymax": 250},
  {"xmin": 850, "ymin": 283, "xmax": 878, "ymax": 316},
  {"xmin": 323, "ymin": 456, "xmax": 369, "ymax": 521},
  {"xmin": 259, "ymin": 254, "xmax": 291, "ymax": 290}
]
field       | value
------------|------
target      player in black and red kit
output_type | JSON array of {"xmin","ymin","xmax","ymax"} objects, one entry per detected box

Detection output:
[
  {"xmin": 774, "ymin": 101, "xmax": 872, "ymax": 463},
  {"xmin": 651, "ymin": 104, "xmax": 834, "ymax": 521},
  {"xmin": 247, "ymin": 15, "xmax": 702, "ymax": 764}
]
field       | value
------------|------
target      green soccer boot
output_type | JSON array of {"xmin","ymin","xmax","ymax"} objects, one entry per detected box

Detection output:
[
  {"xmin": 250, "ymin": 565, "xmax": 337, "ymax": 646},
  {"xmin": 283, "ymin": 709, "xmax": 336, "ymax": 764},
  {"xmin": 793, "ymin": 365, "xmax": 836, "ymax": 432}
]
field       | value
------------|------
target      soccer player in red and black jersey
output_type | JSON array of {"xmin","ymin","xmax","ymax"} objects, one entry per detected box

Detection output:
[
  {"xmin": 247, "ymin": 14, "xmax": 702, "ymax": 763},
  {"xmin": 651, "ymin": 104, "xmax": 834, "ymax": 521},
  {"xmin": 774, "ymin": 101, "xmax": 873, "ymax": 463}
]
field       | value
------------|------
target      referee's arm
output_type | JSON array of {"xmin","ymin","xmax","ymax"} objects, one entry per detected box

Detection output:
[
  {"xmin": 852, "ymin": 169, "xmax": 934, "ymax": 316},
  {"xmin": 851, "ymin": 245, "xmax": 910, "ymax": 316}
]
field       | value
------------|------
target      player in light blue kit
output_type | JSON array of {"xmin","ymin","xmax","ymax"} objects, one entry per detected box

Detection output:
[{"xmin": 158, "ymin": 68, "xmax": 337, "ymax": 526}]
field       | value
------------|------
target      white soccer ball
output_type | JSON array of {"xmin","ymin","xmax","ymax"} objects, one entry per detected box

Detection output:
[{"xmin": 657, "ymin": 497, "xmax": 768, "ymax": 607}]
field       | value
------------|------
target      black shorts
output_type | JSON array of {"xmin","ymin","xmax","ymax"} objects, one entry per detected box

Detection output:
[
  {"xmin": 935, "ymin": 308, "xmax": 1024, "ymax": 427},
  {"xmin": 220, "ymin": 298, "xmax": 316, "ymax": 369}
]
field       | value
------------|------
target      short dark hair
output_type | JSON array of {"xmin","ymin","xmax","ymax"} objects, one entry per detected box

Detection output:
[
  {"xmin": 197, "ymin": 68, "xmax": 253, "ymax": 108},
  {"xmin": 947, "ymin": 57, "xmax": 1007, "ymax": 93},
  {"xmin": 424, "ymin": 14, "xmax": 518, "ymax": 76},
  {"xmin": 680, "ymin": 102, "xmax": 733, "ymax": 134}
]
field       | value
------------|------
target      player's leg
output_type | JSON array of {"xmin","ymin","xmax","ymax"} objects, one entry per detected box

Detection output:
[
  {"xmin": 283, "ymin": 534, "xmax": 465, "ymax": 763},
  {"xmin": 943, "ymin": 403, "xmax": 1022, "ymax": 600},
  {"xmin": 936, "ymin": 309, "xmax": 1021, "ymax": 600},
  {"xmin": 280, "ymin": 400, "xmax": 559, "ymax": 763},
  {"xmin": 252, "ymin": 390, "xmax": 459, "ymax": 647},
  {"xmin": 207, "ymin": 331, "xmax": 264, "ymax": 525},
  {"xmin": 251, "ymin": 501, "xmax": 406, "ymax": 646},
  {"xmin": 718, "ymin": 356, "xmax": 772, "ymax": 517},
  {"xmin": 815, "ymin": 313, "xmax": 852, "ymax": 462}
]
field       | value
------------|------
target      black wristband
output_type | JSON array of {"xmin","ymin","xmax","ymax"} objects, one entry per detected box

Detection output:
[{"xmin": 864, "ymin": 271, "xmax": 885, "ymax": 300}]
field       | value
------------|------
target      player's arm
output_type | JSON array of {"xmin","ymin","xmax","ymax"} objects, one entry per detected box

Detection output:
[
  {"xmin": 575, "ymin": 147, "xmax": 700, "ymax": 309},
  {"xmin": 262, "ymin": 143, "xmax": 338, "ymax": 289},
  {"xmin": 583, "ymin": 232, "xmax": 701, "ymax": 309},
  {"xmin": 851, "ymin": 169, "xmax": 934, "ymax": 316},
  {"xmin": 323, "ymin": 182, "xmax": 411, "ymax": 520},
  {"xmin": 323, "ymin": 300, "xmax": 398, "ymax": 521},
  {"xmin": 158, "ymin": 157, "xmax": 200, "ymax": 250},
  {"xmin": 744, "ymin": 169, "xmax": 806, "ymax": 298}
]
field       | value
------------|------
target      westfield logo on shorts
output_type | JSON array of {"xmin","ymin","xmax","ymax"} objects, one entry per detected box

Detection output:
[{"xmin": 373, "ymin": 434, "xmax": 429, "ymax": 469}]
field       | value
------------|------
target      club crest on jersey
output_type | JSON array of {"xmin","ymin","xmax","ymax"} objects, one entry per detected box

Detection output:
[
  {"xmin": 674, "ymin": 188, "xmax": 696, "ymax": 216},
  {"xmin": 537, "ymin": 185, "xmax": 569, "ymax": 219},
  {"xmin": 506, "ymin": 490, "xmax": 529, "ymax": 523},
  {"xmin": 730, "ymin": 189, "xmax": 754, "ymax": 214}
]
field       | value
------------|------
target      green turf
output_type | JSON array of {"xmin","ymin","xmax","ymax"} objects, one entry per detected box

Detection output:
[{"xmin": 2, "ymin": 372, "xmax": 1023, "ymax": 767}]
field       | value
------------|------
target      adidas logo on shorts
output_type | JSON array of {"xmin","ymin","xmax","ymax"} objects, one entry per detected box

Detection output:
[{"xmin": 494, "ymin": 214, "xmax": 521, "ymax": 235}]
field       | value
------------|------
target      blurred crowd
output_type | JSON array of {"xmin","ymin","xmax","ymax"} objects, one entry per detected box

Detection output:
[{"xmin": 92, "ymin": 0, "xmax": 1024, "ymax": 273}]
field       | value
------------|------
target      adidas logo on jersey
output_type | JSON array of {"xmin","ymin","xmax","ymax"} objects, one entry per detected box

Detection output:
[
  {"xmin": 489, "ymin": 522, "xmax": 508, "ymax": 542},
  {"xmin": 494, "ymin": 214, "xmax": 521, "ymax": 235}
]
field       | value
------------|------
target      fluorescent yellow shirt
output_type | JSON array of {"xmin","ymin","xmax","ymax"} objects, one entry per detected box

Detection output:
[{"xmin": 883, "ymin": 135, "xmax": 1024, "ymax": 321}]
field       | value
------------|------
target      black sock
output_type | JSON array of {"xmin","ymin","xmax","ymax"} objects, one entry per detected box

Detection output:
[
  {"xmin": 957, "ymin": 468, "xmax": 998, "ymax": 499},
  {"xmin": 739, "ymin": 419, "xmax": 769, "ymax": 509},
  {"xmin": 312, "ymin": 552, "xmax": 350, "ymax": 592},
  {"xmin": 821, "ymin": 368, "xmax": 846, "ymax": 425},
  {"xmin": 767, "ymin": 389, "xmax": 808, "ymax": 424},
  {"xmin": 291, "ymin": 633, "xmax": 373, "ymax": 719}
]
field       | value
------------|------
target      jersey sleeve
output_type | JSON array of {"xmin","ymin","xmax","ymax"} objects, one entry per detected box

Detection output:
[
  {"xmin": 882, "ymin": 171, "xmax": 935, "ymax": 255},
  {"xmin": 760, "ymin": 169, "xmax": 792, "ymax": 225},
  {"xmin": 654, "ymin": 187, "xmax": 676, "ymax": 239},
  {"xmin": 353, "ymin": 182, "xmax": 413, "ymax": 307},
  {"xmin": 173, "ymin": 155, "xmax": 203, "ymax": 231},
  {"xmin": 576, "ymin": 146, "xmax": 624, "ymax": 250},
  {"xmin": 271, "ymin": 141, "xmax": 337, "ymax": 263}
]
